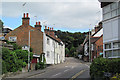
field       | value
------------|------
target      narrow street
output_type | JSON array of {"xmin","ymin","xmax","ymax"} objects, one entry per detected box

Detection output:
[{"xmin": 6, "ymin": 57, "xmax": 90, "ymax": 80}]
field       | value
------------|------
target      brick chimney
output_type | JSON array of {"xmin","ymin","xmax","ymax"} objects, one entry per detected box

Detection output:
[
  {"xmin": 94, "ymin": 22, "xmax": 102, "ymax": 32},
  {"xmin": 44, "ymin": 26, "xmax": 49, "ymax": 34},
  {"xmin": 22, "ymin": 13, "xmax": 30, "ymax": 25},
  {"xmin": 35, "ymin": 21, "xmax": 42, "ymax": 31},
  {"xmin": 99, "ymin": 22, "xmax": 102, "ymax": 28},
  {"xmin": 50, "ymin": 27, "xmax": 55, "ymax": 36}
]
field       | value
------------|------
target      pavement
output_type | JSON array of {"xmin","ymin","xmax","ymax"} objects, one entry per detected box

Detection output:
[{"xmin": 3, "ymin": 57, "xmax": 91, "ymax": 80}]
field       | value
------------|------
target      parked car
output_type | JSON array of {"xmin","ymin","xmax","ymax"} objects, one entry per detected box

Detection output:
[{"xmin": 78, "ymin": 55, "xmax": 82, "ymax": 59}]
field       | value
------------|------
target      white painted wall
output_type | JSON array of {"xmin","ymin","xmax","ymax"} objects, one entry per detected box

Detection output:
[
  {"xmin": 103, "ymin": 17, "xmax": 119, "ymax": 43},
  {"xmin": 43, "ymin": 33, "xmax": 54, "ymax": 64},
  {"xmin": 43, "ymin": 32, "xmax": 65, "ymax": 64}
]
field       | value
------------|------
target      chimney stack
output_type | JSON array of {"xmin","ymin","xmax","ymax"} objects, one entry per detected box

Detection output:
[
  {"xmin": 50, "ymin": 28, "xmax": 51, "ymax": 30},
  {"xmin": 38, "ymin": 22, "xmax": 40, "ymax": 25},
  {"xmin": 26, "ymin": 13, "xmax": 29, "ymax": 17},
  {"xmin": 45, "ymin": 26, "xmax": 47, "ymax": 29},
  {"xmin": 23, "ymin": 13, "xmax": 25, "ymax": 18},
  {"xmin": 22, "ymin": 13, "xmax": 30, "ymax": 25},
  {"xmin": 35, "ymin": 21, "xmax": 42, "ymax": 31},
  {"xmin": 50, "ymin": 27, "xmax": 55, "ymax": 36}
]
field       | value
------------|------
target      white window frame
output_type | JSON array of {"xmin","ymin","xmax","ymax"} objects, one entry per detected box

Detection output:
[
  {"xmin": 104, "ymin": 41, "xmax": 120, "ymax": 58},
  {"xmin": 103, "ymin": 2, "xmax": 119, "ymax": 20},
  {"xmin": 9, "ymin": 36, "xmax": 17, "ymax": 42}
]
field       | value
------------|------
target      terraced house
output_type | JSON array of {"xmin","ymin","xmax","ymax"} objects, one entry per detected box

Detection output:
[
  {"xmin": 5, "ymin": 13, "xmax": 65, "ymax": 69},
  {"xmin": 43, "ymin": 27, "xmax": 65, "ymax": 64}
]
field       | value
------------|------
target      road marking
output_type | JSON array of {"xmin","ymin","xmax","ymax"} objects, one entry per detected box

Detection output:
[
  {"xmin": 70, "ymin": 69, "xmax": 86, "ymax": 80},
  {"xmin": 52, "ymin": 72, "xmax": 61, "ymax": 77},
  {"xmin": 85, "ymin": 64, "xmax": 90, "ymax": 68},
  {"xmin": 64, "ymin": 69, "xmax": 70, "ymax": 72},
  {"xmin": 65, "ymin": 66, "xmax": 68, "ymax": 67}
]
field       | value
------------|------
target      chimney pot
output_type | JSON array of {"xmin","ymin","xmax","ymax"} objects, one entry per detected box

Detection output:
[
  {"xmin": 50, "ymin": 28, "xmax": 51, "ymax": 30},
  {"xmin": 45, "ymin": 26, "xmax": 47, "ymax": 29},
  {"xmin": 38, "ymin": 22, "xmax": 40, "ymax": 25},
  {"xmin": 52, "ymin": 27, "xmax": 53, "ymax": 30},
  {"xmin": 23, "ymin": 13, "xmax": 25, "ymax": 18},
  {"xmin": 36, "ymin": 22, "xmax": 38, "ymax": 25},
  {"xmin": 48, "ymin": 27, "xmax": 49, "ymax": 30},
  {"xmin": 26, "ymin": 13, "xmax": 29, "ymax": 17}
]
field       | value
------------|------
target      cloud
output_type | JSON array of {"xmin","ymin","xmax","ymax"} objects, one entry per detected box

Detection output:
[
  {"xmin": 1, "ymin": 0, "xmax": 102, "ymax": 32},
  {"xmin": 4, "ymin": 25, "xmax": 13, "ymax": 30}
]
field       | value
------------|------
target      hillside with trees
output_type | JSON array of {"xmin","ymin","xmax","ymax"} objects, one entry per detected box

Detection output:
[{"xmin": 55, "ymin": 30, "xmax": 87, "ymax": 57}]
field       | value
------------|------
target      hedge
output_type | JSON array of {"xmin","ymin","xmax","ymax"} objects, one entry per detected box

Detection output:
[
  {"xmin": 2, "ymin": 47, "xmax": 33, "ymax": 74},
  {"xmin": 90, "ymin": 57, "xmax": 120, "ymax": 80}
]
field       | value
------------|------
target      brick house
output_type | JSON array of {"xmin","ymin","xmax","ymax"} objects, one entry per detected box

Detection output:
[
  {"xmin": 5, "ymin": 13, "xmax": 43, "ymax": 69},
  {"xmin": 83, "ymin": 22, "xmax": 103, "ymax": 62}
]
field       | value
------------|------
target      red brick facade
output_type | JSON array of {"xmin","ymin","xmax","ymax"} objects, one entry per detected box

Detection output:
[
  {"xmin": 5, "ymin": 13, "xmax": 43, "ymax": 55},
  {"xmin": 95, "ymin": 35, "xmax": 103, "ymax": 57}
]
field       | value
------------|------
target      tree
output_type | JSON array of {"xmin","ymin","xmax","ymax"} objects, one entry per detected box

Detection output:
[
  {"xmin": 65, "ymin": 48, "xmax": 69, "ymax": 56},
  {"xmin": 14, "ymin": 49, "xmax": 33, "ymax": 63}
]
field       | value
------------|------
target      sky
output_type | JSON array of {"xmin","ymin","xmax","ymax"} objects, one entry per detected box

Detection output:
[{"xmin": 0, "ymin": 0, "xmax": 102, "ymax": 33}]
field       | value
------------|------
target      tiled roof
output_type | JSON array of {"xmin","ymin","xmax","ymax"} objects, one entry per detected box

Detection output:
[{"xmin": 45, "ymin": 30, "xmax": 63, "ymax": 45}]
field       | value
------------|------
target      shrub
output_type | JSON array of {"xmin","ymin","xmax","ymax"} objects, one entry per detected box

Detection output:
[
  {"xmin": 39, "ymin": 62, "xmax": 46, "ymax": 69},
  {"xmin": 2, "ymin": 48, "xmax": 33, "ymax": 74},
  {"xmin": 2, "ymin": 60, "xmax": 7, "ymax": 74},
  {"xmin": 111, "ymin": 73, "xmax": 120, "ymax": 80},
  {"xmin": 14, "ymin": 50, "xmax": 33, "ymax": 63},
  {"xmin": 90, "ymin": 58, "xmax": 120, "ymax": 80},
  {"xmin": 35, "ymin": 63, "xmax": 40, "ymax": 70}
]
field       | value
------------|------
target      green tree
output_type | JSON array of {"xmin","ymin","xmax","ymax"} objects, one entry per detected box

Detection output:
[
  {"xmin": 65, "ymin": 48, "xmax": 69, "ymax": 56},
  {"xmin": 14, "ymin": 49, "xmax": 33, "ymax": 63}
]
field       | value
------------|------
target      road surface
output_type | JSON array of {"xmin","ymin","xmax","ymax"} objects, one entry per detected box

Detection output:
[{"xmin": 4, "ymin": 57, "xmax": 91, "ymax": 80}]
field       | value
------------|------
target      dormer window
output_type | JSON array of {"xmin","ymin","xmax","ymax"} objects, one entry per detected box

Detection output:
[{"xmin": 9, "ymin": 36, "xmax": 17, "ymax": 42}]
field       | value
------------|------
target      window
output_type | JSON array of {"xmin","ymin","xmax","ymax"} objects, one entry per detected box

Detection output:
[
  {"xmin": 47, "ymin": 38, "xmax": 50, "ymax": 45},
  {"xmin": 47, "ymin": 51, "xmax": 50, "ymax": 58},
  {"xmin": 103, "ymin": 2, "xmax": 119, "ymax": 20},
  {"xmin": 105, "ymin": 43, "xmax": 111, "ymax": 49},
  {"xmin": 52, "ymin": 41, "xmax": 54, "ymax": 47},
  {"xmin": 113, "ymin": 50, "xmax": 119, "ymax": 57},
  {"xmin": 9, "ymin": 36, "xmax": 17, "ymax": 42},
  {"xmin": 0, "ymin": 36, "xmax": 5, "ymax": 40},
  {"xmin": 105, "ymin": 50, "xmax": 112, "ymax": 57},
  {"xmin": 113, "ymin": 42, "xmax": 120, "ymax": 48}
]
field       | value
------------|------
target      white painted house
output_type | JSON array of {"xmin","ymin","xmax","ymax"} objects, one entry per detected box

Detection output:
[
  {"xmin": 43, "ymin": 27, "xmax": 65, "ymax": 64},
  {"xmin": 98, "ymin": 1, "xmax": 120, "ymax": 58}
]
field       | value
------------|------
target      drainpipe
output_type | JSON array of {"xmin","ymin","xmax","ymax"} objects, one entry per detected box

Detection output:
[{"xmin": 54, "ymin": 41, "xmax": 55, "ymax": 64}]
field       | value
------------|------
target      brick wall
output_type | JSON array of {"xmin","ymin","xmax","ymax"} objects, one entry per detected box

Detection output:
[
  {"xmin": 5, "ymin": 13, "xmax": 43, "ymax": 55},
  {"xmin": 95, "ymin": 35, "xmax": 103, "ymax": 57}
]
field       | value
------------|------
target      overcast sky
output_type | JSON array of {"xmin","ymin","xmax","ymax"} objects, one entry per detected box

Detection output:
[{"xmin": 1, "ymin": 0, "xmax": 102, "ymax": 32}]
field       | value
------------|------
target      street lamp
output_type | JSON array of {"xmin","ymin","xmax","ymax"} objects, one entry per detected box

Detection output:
[{"xmin": 28, "ymin": 29, "xmax": 34, "ymax": 72}]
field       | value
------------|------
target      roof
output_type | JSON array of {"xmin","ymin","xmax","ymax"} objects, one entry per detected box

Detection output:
[
  {"xmin": 92, "ymin": 27, "xmax": 102, "ymax": 37},
  {"xmin": 101, "ymin": 2, "xmax": 113, "ymax": 8},
  {"xmin": 90, "ymin": 37, "xmax": 99, "ymax": 44},
  {"xmin": 45, "ymin": 30, "xmax": 63, "ymax": 45},
  {"xmin": 82, "ymin": 35, "xmax": 100, "ymax": 45}
]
